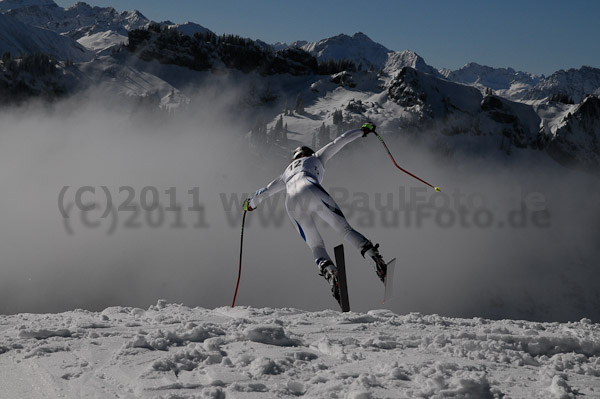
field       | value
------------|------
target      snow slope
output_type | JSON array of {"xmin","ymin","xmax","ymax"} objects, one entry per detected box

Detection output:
[
  {"xmin": 76, "ymin": 30, "xmax": 126, "ymax": 55},
  {"xmin": 0, "ymin": 12, "xmax": 92, "ymax": 61},
  {"xmin": 73, "ymin": 55, "xmax": 190, "ymax": 110},
  {"xmin": 1, "ymin": 301, "xmax": 599, "ymax": 398}
]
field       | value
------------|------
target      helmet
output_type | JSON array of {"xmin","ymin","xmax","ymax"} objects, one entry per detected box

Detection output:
[{"xmin": 292, "ymin": 146, "xmax": 315, "ymax": 160}]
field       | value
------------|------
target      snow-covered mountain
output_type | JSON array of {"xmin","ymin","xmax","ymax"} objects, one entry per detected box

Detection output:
[
  {"xmin": 383, "ymin": 50, "xmax": 442, "ymax": 78},
  {"xmin": 546, "ymin": 95, "xmax": 600, "ymax": 171},
  {"xmin": 0, "ymin": 12, "xmax": 92, "ymax": 61},
  {"xmin": 271, "ymin": 35, "xmax": 439, "ymax": 78},
  {"xmin": 441, "ymin": 62, "xmax": 542, "ymax": 100},
  {"xmin": 1, "ymin": 1, "xmax": 599, "ymax": 174},
  {"xmin": 384, "ymin": 66, "xmax": 543, "ymax": 153},
  {"xmin": 3, "ymin": 0, "xmax": 149, "ymax": 39},
  {"xmin": 441, "ymin": 63, "xmax": 600, "ymax": 105},
  {"xmin": 299, "ymin": 32, "xmax": 391, "ymax": 70},
  {"xmin": 168, "ymin": 21, "xmax": 212, "ymax": 37},
  {"xmin": 523, "ymin": 66, "xmax": 600, "ymax": 104}
]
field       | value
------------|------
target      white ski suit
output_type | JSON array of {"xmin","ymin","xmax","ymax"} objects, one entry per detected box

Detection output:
[{"xmin": 249, "ymin": 128, "xmax": 369, "ymax": 267}]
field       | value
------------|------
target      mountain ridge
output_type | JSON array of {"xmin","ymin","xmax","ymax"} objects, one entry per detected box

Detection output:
[
  {"xmin": 0, "ymin": 2, "xmax": 599, "ymax": 174},
  {"xmin": 298, "ymin": 32, "xmax": 391, "ymax": 70}
]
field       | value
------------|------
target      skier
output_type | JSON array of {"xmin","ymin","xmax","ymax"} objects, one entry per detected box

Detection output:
[{"xmin": 243, "ymin": 123, "xmax": 388, "ymax": 306}]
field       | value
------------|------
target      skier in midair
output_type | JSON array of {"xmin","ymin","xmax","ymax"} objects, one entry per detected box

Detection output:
[{"xmin": 243, "ymin": 123, "xmax": 388, "ymax": 306}]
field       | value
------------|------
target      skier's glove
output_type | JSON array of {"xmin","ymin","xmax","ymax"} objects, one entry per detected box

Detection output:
[
  {"xmin": 361, "ymin": 122, "xmax": 376, "ymax": 136},
  {"xmin": 242, "ymin": 198, "xmax": 255, "ymax": 212}
]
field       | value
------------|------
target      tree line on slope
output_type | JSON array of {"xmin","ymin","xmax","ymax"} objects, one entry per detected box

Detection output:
[
  {"xmin": 127, "ymin": 23, "xmax": 358, "ymax": 76},
  {"xmin": 0, "ymin": 52, "xmax": 65, "ymax": 103}
]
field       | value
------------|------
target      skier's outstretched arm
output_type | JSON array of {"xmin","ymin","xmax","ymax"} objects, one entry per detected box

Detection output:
[
  {"xmin": 316, "ymin": 123, "xmax": 376, "ymax": 164},
  {"xmin": 245, "ymin": 175, "xmax": 285, "ymax": 210},
  {"xmin": 315, "ymin": 129, "xmax": 362, "ymax": 164}
]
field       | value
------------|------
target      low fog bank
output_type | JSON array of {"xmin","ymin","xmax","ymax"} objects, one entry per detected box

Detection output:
[
  {"xmin": 0, "ymin": 88, "xmax": 254, "ymax": 314},
  {"xmin": 0, "ymin": 90, "xmax": 599, "ymax": 323},
  {"xmin": 322, "ymin": 138, "xmax": 600, "ymax": 322}
]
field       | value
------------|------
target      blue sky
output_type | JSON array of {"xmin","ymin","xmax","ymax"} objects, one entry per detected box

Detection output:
[{"xmin": 55, "ymin": 0, "xmax": 599, "ymax": 76}]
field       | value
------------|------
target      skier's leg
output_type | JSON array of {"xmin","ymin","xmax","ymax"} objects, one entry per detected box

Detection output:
[
  {"xmin": 286, "ymin": 189, "xmax": 342, "ymax": 302},
  {"xmin": 359, "ymin": 240, "xmax": 388, "ymax": 282},
  {"xmin": 286, "ymin": 205, "xmax": 341, "ymax": 303},
  {"xmin": 289, "ymin": 212, "xmax": 330, "ymax": 265},
  {"xmin": 305, "ymin": 179, "xmax": 369, "ymax": 252},
  {"xmin": 307, "ymin": 179, "xmax": 388, "ymax": 281},
  {"xmin": 285, "ymin": 192, "xmax": 333, "ymax": 267}
]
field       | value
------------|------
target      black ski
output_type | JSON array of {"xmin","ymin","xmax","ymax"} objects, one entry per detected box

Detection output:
[
  {"xmin": 334, "ymin": 244, "xmax": 350, "ymax": 312},
  {"xmin": 383, "ymin": 258, "xmax": 396, "ymax": 304}
]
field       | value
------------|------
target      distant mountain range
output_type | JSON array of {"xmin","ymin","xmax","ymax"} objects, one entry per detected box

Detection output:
[
  {"xmin": 1, "ymin": 0, "xmax": 599, "ymax": 174},
  {"xmin": 3, "ymin": 0, "xmax": 148, "ymax": 37}
]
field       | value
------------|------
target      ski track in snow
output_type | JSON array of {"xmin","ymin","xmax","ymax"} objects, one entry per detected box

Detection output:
[{"xmin": 1, "ymin": 301, "xmax": 599, "ymax": 398}]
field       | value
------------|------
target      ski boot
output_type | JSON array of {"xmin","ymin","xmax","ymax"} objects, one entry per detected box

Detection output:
[
  {"xmin": 361, "ymin": 241, "xmax": 387, "ymax": 282},
  {"xmin": 318, "ymin": 259, "xmax": 341, "ymax": 305}
]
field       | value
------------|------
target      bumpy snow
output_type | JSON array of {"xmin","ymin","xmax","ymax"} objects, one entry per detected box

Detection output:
[{"xmin": 1, "ymin": 301, "xmax": 599, "ymax": 398}]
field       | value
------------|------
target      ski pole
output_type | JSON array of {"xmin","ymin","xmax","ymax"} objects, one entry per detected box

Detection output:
[
  {"xmin": 374, "ymin": 133, "xmax": 441, "ymax": 192},
  {"xmin": 231, "ymin": 210, "xmax": 247, "ymax": 307}
]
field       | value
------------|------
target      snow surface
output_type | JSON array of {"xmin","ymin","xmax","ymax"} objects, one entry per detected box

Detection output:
[
  {"xmin": 76, "ymin": 30, "xmax": 126, "ymax": 55},
  {"xmin": 1, "ymin": 301, "xmax": 599, "ymax": 398}
]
